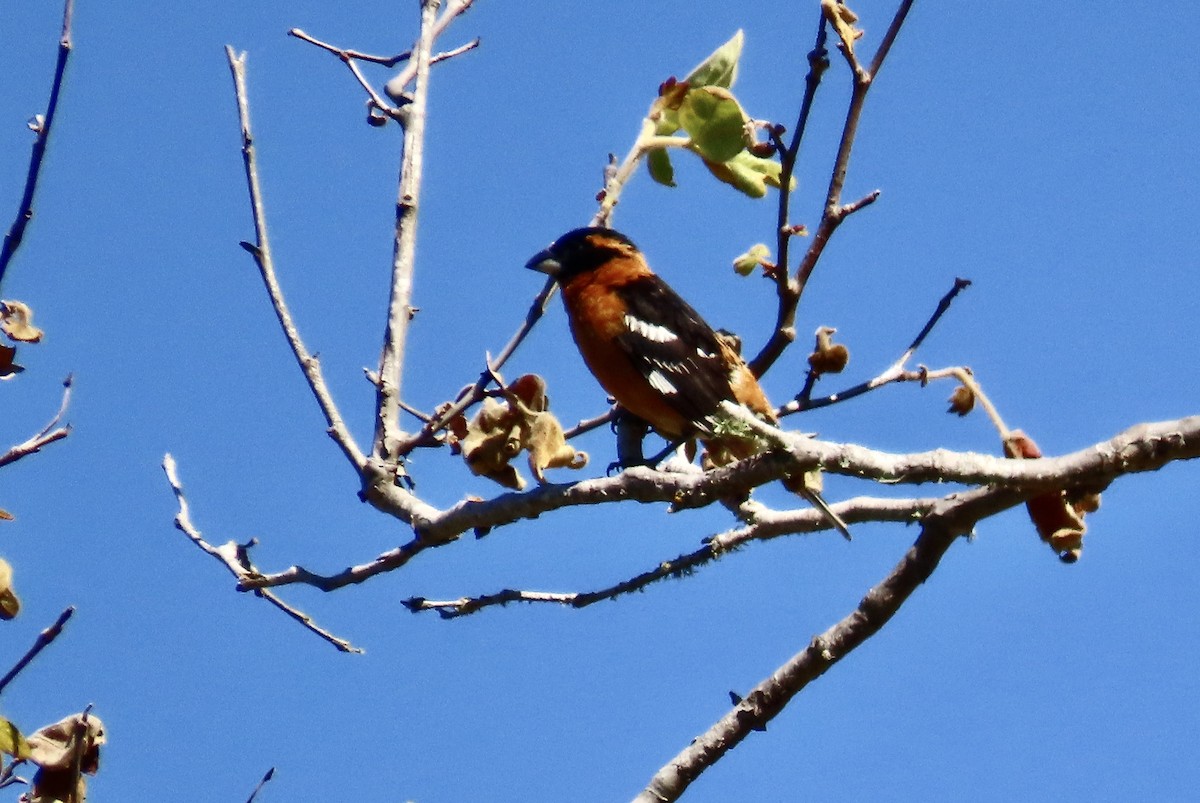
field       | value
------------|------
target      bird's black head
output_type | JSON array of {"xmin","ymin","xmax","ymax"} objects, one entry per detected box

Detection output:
[{"xmin": 525, "ymin": 227, "xmax": 639, "ymax": 281}]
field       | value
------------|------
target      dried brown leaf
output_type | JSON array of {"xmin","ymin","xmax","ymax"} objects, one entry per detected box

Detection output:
[
  {"xmin": 1004, "ymin": 430, "xmax": 1091, "ymax": 562},
  {"xmin": 947, "ymin": 384, "xmax": 975, "ymax": 416},
  {"xmin": 526, "ymin": 410, "xmax": 588, "ymax": 483},
  {"xmin": 458, "ymin": 397, "xmax": 527, "ymax": 490},
  {"xmin": 807, "ymin": 326, "xmax": 849, "ymax": 375},
  {"xmin": 456, "ymin": 375, "xmax": 588, "ymax": 488},
  {"xmin": 821, "ymin": 0, "xmax": 864, "ymax": 56},
  {"xmin": 26, "ymin": 713, "xmax": 105, "ymax": 772},
  {"xmin": 0, "ymin": 301, "xmax": 44, "ymax": 343}
]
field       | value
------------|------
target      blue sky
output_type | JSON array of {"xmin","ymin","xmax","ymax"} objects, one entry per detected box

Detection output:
[{"xmin": 1, "ymin": 1, "xmax": 1199, "ymax": 800}]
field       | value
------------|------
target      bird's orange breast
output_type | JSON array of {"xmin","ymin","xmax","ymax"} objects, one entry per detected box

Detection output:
[{"xmin": 560, "ymin": 261, "xmax": 691, "ymax": 439}]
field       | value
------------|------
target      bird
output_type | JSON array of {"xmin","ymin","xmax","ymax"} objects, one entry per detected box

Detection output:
[{"xmin": 526, "ymin": 226, "xmax": 850, "ymax": 538}]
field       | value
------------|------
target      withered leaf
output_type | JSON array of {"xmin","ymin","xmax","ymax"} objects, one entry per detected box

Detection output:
[
  {"xmin": 947, "ymin": 385, "xmax": 975, "ymax": 416},
  {"xmin": 821, "ymin": 0, "xmax": 864, "ymax": 56},
  {"xmin": 455, "ymin": 375, "xmax": 588, "ymax": 489},
  {"xmin": 0, "ymin": 300, "xmax": 44, "ymax": 343},
  {"xmin": 807, "ymin": 326, "xmax": 849, "ymax": 375},
  {"xmin": 1003, "ymin": 430, "xmax": 1095, "ymax": 563},
  {"xmin": 526, "ymin": 410, "xmax": 588, "ymax": 483},
  {"xmin": 458, "ymin": 397, "xmax": 527, "ymax": 490},
  {"xmin": 26, "ymin": 713, "xmax": 106, "ymax": 772}
]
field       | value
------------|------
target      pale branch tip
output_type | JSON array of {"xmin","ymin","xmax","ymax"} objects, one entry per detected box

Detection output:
[{"xmin": 0, "ymin": 374, "xmax": 74, "ymax": 469}]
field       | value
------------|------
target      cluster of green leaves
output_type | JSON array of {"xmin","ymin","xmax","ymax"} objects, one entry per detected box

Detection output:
[{"xmin": 646, "ymin": 31, "xmax": 794, "ymax": 199}]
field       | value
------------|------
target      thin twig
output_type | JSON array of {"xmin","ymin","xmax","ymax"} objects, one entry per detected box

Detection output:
[
  {"xmin": 384, "ymin": 0, "xmax": 478, "ymax": 98},
  {"xmin": 225, "ymin": 48, "xmax": 366, "ymax": 473},
  {"xmin": 403, "ymin": 496, "xmax": 934, "ymax": 619},
  {"xmin": 396, "ymin": 275, "xmax": 559, "ymax": 453},
  {"xmin": 757, "ymin": 11, "xmax": 830, "ymax": 379},
  {"xmin": 749, "ymin": 0, "xmax": 915, "ymax": 377},
  {"xmin": 779, "ymin": 277, "xmax": 970, "ymax": 415},
  {"xmin": 289, "ymin": 28, "xmax": 412, "ymax": 66},
  {"xmin": 869, "ymin": 0, "xmax": 916, "ymax": 78},
  {"xmin": 0, "ymin": 0, "xmax": 75, "ymax": 293},
  {"xmin": 0, "ymin": 606, "xmax": 73, "ymax": 696},
  {"xmin": 0, "ymin": 374, "xmax": 72, "ymax": 469},
  {"xmin": 288, "ymin": 29, "xmax": 401, "ymax": 118},
  {"xmin": 245, "ymin": 767, "xmax": 275, "ymax": 803},
  {"xmin": 162, "ymin": 454, "xmax": 363, "ymax": 653},
  {"xmin": 563, "ymin": 408, "xmax": 617, "ymax": 440}
]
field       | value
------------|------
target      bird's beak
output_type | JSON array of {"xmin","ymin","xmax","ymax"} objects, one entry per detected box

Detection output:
[{"xmin": 525, "ymin": 249, "xmax": 561, "ymax": 277}]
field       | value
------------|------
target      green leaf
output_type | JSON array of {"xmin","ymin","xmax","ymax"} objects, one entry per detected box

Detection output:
[
  {"xmin": 647, "ymin": 148, "xmax": 676, "ymax": 187},
  {"xmin": 732, "ymin": 243, "xmax": 772, "ymax": 276},
  {"xmin": 703, "ymin": 151, "xmax": 795, "ymax": 199},
  {"xmin": 684, "ymin": 30, "xmax": 744, "ymax": 89},
  {"xmin": 678, "ymin": 87, "xmax": 746, "ymax": 164},
  {"xmin": 0, "ymin": 717, "xmax": 31, "ymax": 760}
]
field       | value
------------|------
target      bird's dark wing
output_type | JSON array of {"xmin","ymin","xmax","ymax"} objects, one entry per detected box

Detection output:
[{"xmin": 613, "ymin": 274, "xmax": 736, "ymax": 433}]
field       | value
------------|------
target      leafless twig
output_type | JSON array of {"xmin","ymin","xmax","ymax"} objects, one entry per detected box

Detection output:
[
  {"xmin": 780, "ymin": 276, "xmax": 971, "ymax": 414},
  {"xmin": 372, "ymin": 0, "xmax": 445, "ymax": 463},
  {"xmin": 635, "ymin": 491, "xmax": 964, "ymax": 802},
  {"xmin": 403, "ymin": 496, "xmax": 934, "ymax": 618},
  {"xmin": 384, "ymin": 0, "xmax": 479, "ymax": 99},
  {"xmin": 750, "ymin": 0, "xmax": 915, "ymax": 377},
  {"xmin": 0, "ymin": 0, "xmax": 75, "ymax": 293},
  {"xmin": 0, "ymin": 606, "xmax": 73, "ymax": 696},
  {"xmin": 245, "ymin": 767, "xmax": 275, "ymax": 803},
  {"xmin": 0, "ymin": 374, "xmax": 72, "ymax": 469},
  {"xmin": 162, "ymin": 454, "xmax": 363, "ymax": 653},
  {"xmin": 225, "ymin": 48, "xmax": 366, "ymax": 474}
]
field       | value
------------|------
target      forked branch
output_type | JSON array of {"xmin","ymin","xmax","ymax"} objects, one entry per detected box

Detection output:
[{"xmin": 163, "ymin": 454, "xmax": 363, "ymax": 653}]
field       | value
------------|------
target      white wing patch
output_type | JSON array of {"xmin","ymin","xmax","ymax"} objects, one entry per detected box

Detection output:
[
  {"xmin": 647, "ymin": 369, "xmax": 679, "ymax": 395},
  {"xmin": 624, "ymin": 314, "xmax": 679, "ymax": 344}
]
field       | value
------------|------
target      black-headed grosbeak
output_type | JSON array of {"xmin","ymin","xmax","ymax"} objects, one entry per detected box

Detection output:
[{"xmin": 526, "ymin": 227, "xmax": 849, "ymax": 537}]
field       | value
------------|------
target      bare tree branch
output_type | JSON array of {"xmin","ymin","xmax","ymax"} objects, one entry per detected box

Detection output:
[
  {"xmin": 761, "ymin": 10, "xmax": 829, "ymax": 360},
  {"xmin": 403, "ymin": 496, "xmax": 936, "ymax": 618},
  {"xmin": 244, "ymin": 416, "xmax": 1200, "ymax": 592},
  {"xmin": 636, "ymin": 489, "xmax": 965, "ymax": 802},
  {"xmin": 395, "ymin": 274, "xmax": 559, "ymax": 454},
  {"xmin": 781, "ymin": 277, "xmax": 970, "ymax": 415},
  {"xmin": 162, "ymin": 454, "xmax": 363, "ymax": 654},
  {"xmin": 372, "ymin": 0, "xmax": 445, "ymax": 464},
  {"xmin": 224, "ymin": 48, "xmax": 367, "ymax": 474},
  {"xmin": 0, "ymin": 374, "xmax": 72, "ymax": 469},
  {"xmin": 0, "ymin": 0, "xmax": 75, "ymax": 294},
  {"xmin": 0, "ymin": 606, "xmax": 73, "ymax": 696},
  {"xmin": 750, "ymin": 0, "xmax": 915, "ymax": 378},
  {"xmin": 383, "ymin": 0, "xmax": 478, "ymax": 99}
]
